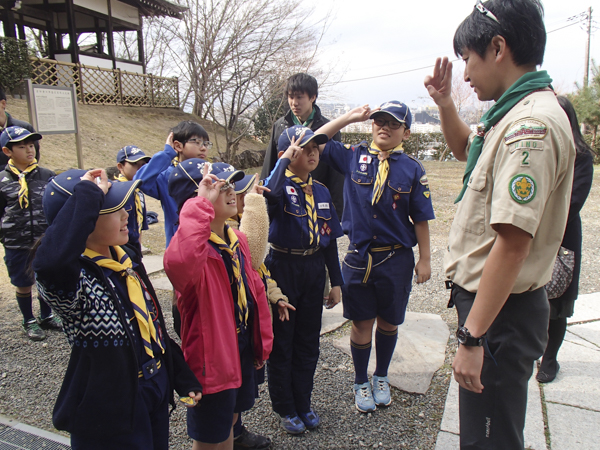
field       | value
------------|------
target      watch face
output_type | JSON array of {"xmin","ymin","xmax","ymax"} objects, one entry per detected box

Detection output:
[{"xmin": 457, "ymin": 328, "xmax": 467, "ymax": 344}]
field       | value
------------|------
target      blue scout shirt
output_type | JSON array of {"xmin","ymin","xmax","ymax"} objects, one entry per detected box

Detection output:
[
  {"xmin": 263, "ymin": 157, "xmax": 344, "ymax": 287},
  {"xmin": 115, "ymin": 179, "xmax": 149, "ymax": 250},
  {"xmin": 322, "ymin": 140, "xmax": 435, "ymax": 259}
]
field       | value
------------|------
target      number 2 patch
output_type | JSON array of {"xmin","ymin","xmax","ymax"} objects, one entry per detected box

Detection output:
[
  {"xmin": 509, "ymin": 174, "xmax": 536, "ymax": 204},
  {"xmin": 521, "ymin": 151, "xmax": 530, "ymax": 166}
]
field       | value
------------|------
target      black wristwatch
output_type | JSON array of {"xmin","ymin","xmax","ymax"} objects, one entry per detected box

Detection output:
[{"xmin": 456, "ymin": 326, "xmax": 485, "ymax": 347}]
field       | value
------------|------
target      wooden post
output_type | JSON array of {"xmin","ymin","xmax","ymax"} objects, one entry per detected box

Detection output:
[
  {"xmin": 118, "ymin": 69, "xmax": 124, "ymax": 105},
  {"xmin": 72, "ymin": 85, "xmax": 84, "ymax": 169},
  {"xmin": 175, "ymin": 77, "xmax": 180, "ymax": 109},
  {"xmin": 77, "ymin": 63, "xmax": 86, "ymax": 104},
  {"xmin": 150, "ymin": 74, "xmax": 154, "ymax": 107}
]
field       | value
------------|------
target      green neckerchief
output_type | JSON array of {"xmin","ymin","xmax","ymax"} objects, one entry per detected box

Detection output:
[
  {"xmin": 455, "ymin": 70, "xmax": 553, "ymax": 203},
  {"xmin": 292, "ymin": 107, "xmax": 316, "ymax": 127}
]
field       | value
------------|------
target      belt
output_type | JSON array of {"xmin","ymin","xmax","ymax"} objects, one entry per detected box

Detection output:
[
  {"xmin": 138, "ymin": 358, "xmax": 161, "ymax": 379},
  {"xmin": 271, "ymin": 244, "xmax": 320, "ymax": 256},
  {"xmin": 370, "ymin": 244, "xmax": 403, "ymax": 252}
]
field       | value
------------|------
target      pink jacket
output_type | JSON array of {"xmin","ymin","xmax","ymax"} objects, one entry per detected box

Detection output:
[{"xmin": 164, "ymin": 196, "xmax": 273, "ymax": 394}]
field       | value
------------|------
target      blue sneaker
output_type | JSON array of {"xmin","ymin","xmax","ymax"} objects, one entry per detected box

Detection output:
[
  {"xmin": 279, "ymin": 414, "xmax": 306, "ymax": 435},
  {"xmin": 298, "ymin": 408, "xmax": 320, "ymax": 429},
  {"xmin": 372, "ymin": 375, "xmax": 392, "ymax": 406},
  {"xmin": 354, "ymin": 382, "xmax": 376, "ymax": 413}
]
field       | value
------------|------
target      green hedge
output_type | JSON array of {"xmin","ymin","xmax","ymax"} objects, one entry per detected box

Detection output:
[
  {"xmin": 340, "ymin": 131, "xmax": 449, "ymax": 159},
  {"xmin": 0, "ymin": 37, "xmax": 31, "ymax": 92}
]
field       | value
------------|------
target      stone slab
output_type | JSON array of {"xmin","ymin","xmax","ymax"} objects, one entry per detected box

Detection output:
[
  {"xmin": 333, "ymin": 312, "xmax": 449, "ymax": 394},
  {"xmin": 438, "ymin": 373, "xmax": 546, "ymax": 449},
  {"xmin": 151, "ymin": 276, "xmax": 173, "ymax": 291},
  {"xmin": 143, "ymin": 255, "xmax": 164, "ymax": 275},
  {"xmin": 568, "ymin": 321, "xmax": 600, "ymax": 348},
  {"xmin": 564, "ymin": 329, "xmax": 600, "ymax": 351},
  {"xmin": 434, "ymin": 431, "xmax": 459, "ymax": 450},
  {"xmin": 320, "ymin": 303, "xmax": 347, "ymax": 335},
  {"xmin": 546, "ymin": 402, "xmax": 600, "ymax": 449},
  {"xmin": 568, "ymin": 292, "xmax": 600, "ymax": 324},
  {"xmin": 542, "ymin": 338, "xmax": 600, "ymax": 412}
]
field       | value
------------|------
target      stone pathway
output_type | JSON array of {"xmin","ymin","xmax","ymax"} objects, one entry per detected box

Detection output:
[{"xmin": 435, "ymin": 292, "xmax": 600, "ymax": 449}]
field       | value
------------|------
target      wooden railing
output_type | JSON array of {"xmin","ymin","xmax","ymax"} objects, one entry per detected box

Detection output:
[{"xmin": 29, "ymin": 57, "xmax": 180, "ymax": 109}]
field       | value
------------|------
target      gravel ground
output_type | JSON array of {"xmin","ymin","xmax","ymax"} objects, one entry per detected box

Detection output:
[{"xmin": 0, "ymin": 162, "xmax": 598, "ymax": 449}]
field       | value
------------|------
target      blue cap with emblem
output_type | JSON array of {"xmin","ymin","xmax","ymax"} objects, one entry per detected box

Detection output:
[
  {"xmin": 370, "ymin": 101, "xmax": 412, "ymax": 129},
  {"xmin": 117, "ymin": 145, "xmax": 151, "ymax": 164},
  {"xmin": 43, "ymin": 169, "xmax": 140, "ymax": 225},
  {"xmin": 1, "ymin": 126, "xmax": 42, "ymax": 148},
  {"xmin": 277, "ymin": 125, "xmax": 328, "ymax": 154}
]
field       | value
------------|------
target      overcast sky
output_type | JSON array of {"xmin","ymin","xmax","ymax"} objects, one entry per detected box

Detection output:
[{"xmin": 308, "ymin": 0, "xmax": 599, "ymax": 108}]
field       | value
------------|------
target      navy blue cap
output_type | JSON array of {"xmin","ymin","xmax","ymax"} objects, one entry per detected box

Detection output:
[
  {"xmin": 234, "ymin": 173, "xmax": 256, "ymax": 195},
  {"xmin": 116, "ymin": 145, "xmax": 151, "ymax": 164},
  {"xmin": 370, "ymin": 101, "xmax": 412, "ymax": 129},
  {"xmin": 277, "ymin": 125, "xmax": 328, "ymax": 154},
  {"xmin": 1, "ymin": 126, "xmax": 42, "ymax": 148},
  {"xmin": 43, "ymin": 169, "xmax": 141, "ymax": 225},
  {"xmin": 209, "ymin": 162, "xmax": 245, "ymax": 183}
]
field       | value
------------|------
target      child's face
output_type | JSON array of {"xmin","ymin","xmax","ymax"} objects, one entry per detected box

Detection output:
[
  {"xmin": 86, "ymin": 207, "xmax": 129, "ymax": 251},
  {"xmin": 287, "ymin": 91, "xmax": 316, "ymax": 121},
  {"xmin": 175, "ymin": 135, "xmax": 209, "ymax": 162},
  {"xmin": 213, "ymin": 184, "xmax": 238, "ymax": 221},
  {"xmin": 117, "ymin": 160, "xmax": 146, "ymax": 181},
  {"xmin": 371, "ymin": 116, "xmax": 410, "ymax": 151},
  {"xmin": 289, "ymin": 141, "xmax": 319, "ymax": 175},
  {"xmin": 2, "ymin": 140, "xmax": 36, "ymax": 167}
]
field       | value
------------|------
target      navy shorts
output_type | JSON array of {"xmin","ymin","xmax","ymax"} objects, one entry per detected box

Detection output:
[
  {"xmin": 342, "ymin": 246, "xmax": 414, "ymax": 325},
  {"xmin": 187, "ymin": 342, "xmax": 256, "ymax": 444},
  {"xmin": 4, "ymin": 248, "xmax": 35, "ymax": 288}
]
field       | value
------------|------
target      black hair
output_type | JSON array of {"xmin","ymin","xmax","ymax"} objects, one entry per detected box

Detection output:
[
  {"xmin": 286, "ymin": 73, "xmax": 318, "ymax": 101},
  {"xmin": 453, "ymin": 0, "xmax": 546, "ymax": 67},
  {"xmin": 171, "ymin": 120, "xmax": 209, "ymax": 144},
  {"xmin": 0, "ymin": 88, "xmax": 6, "ymax": 102},
  {"xmin": 558, "ymin": 96, "xmax": 595, "ymax": 156},
  {"xmin": 4, "ymin": 136, "xmax": 37, "ymax": 150}
]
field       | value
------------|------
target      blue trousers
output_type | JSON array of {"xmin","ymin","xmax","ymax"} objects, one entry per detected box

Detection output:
[{"xmin": 266, "ymin": 250, "xmax": 326, "ymax": 416}]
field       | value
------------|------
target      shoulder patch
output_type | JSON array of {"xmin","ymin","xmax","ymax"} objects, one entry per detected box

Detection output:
[
  {"xmin": 509, "ymin": 174, "xmax": 536, "ymax": 204},
  {"xmin": 504, "ymin": 119, "xmax": 548, "ymax": 145},
  {"xmin": 344, "ymin": 144, "xmax": 352, "ymax": 149},
  {"xmin": 420, "ymin": 174, "xmax": 429, "ymax": 186}
]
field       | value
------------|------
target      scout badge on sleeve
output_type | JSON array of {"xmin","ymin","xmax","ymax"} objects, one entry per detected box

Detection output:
[
  {"xmin": 509, "ymin": 174, "xmax": 536, "ymax": 204},
  {"xmin": 504, "ymin": 118, "xmax": 548, "ymax": 145}
]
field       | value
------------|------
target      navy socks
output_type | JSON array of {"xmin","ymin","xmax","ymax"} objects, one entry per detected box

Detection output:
[
  {"xmin": 374, "ymin": 327, "xmax": 398, "ymax": 377},
  {"xmin": 16, "ymin": 291, "xmax": 34, "ymax": 322},
  {"xmin": 351, "ymin": 340, "xmax": 372, "ymax": 384}
]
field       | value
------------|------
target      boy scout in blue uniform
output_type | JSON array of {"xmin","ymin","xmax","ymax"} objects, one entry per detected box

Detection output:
[
  {"xmin": 316, "ymin": 101, "xmax": 435, "ymax": 413},
  {"xmin": 263, "ymin": 125, "xmax": 343, "ymax": 434}
]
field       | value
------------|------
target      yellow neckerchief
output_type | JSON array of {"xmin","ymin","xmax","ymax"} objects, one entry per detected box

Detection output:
[
  {"xmin": 83, "ymin": 246, "xmax": 165, "ymax": 358},
  {"xmin": 209, "ymin": 225, "xmax": 249, "ymax": 330},
  {"xmin": 117, "ymin": 174, "xmax": 144, "ymax": 233},
  {"xmin": 285, "ymin": 168, "xmax": 320, "ymax": 246},
  {"xmin": 368, "ymin": 142, "xmax": 404, "ymax": 205},
  {"xmin": 7, "ymin": 158, "xmax": 38, "ymax": 209}
]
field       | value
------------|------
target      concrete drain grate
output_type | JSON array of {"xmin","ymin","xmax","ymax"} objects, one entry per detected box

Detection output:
[{"xmin": 0, "ymin": 424, "xmax": 70, "ymax": 450}]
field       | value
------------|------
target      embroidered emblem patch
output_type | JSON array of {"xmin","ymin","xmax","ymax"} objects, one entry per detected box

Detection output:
[
  {"xmin": 392, "ymin": 202, "xmax": 397, "ymax": 210},
  {"xmin": 344, "ymin": 144, "xmax": 352, "ymax": 149},
  {"xmin": 504, "ymin": 119, "xmax": 548, "ymax": 145},
  {"xmin": 393, "ymin": 194, "xmax": 400, "ymax": 201},
  {"xmin": 359, "ymin": 155, "xmax": 372, "ymax": 164},
  {"xmin": 286, "ymin": 186, "xmax": 298, "ymax": 195},
  {"xmin": 321, "ymin": 222, "xmax": 331, "ymax": 235},
  {"xmin": 290, "ymin": 195, "xmax": 298, "ymax": 204},
  {"xmin": 360, "ymin": 164, "xmax": 367, "ymax": 172},
  {"xmin": 423, "ymin": 191, "xmax": 430, "ymax": 199},
  {"xmin": 420, "ymin": 175, "xmax": 429, "ymax": 186},
  {"xmin": 509, "ymin": 174, "xmax": 536, "ymax": 204},
  {"xmin": 318, "ymin": 202, "xmax": 329, "ymax": 209}
]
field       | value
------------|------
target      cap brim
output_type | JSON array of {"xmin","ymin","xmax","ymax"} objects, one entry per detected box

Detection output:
[
  {"xmin": 6, "ymin": 132, "xmax": 42, "ymax": 144},
  {"xmin": 100, "ymin": 179, "xmax": 141, "ymax": 215},
  {"xmin": 300, "ymin": 133, "xmax": 328, "ymax": 147},
  {"xmin": 369, "ymin": 110, "xmax": 406, "ymax": 125},
  {"xmin": 235, "ymin": 174, "xmax": 256, "ymax": 194},
  {"xmin": 124, "ymin": 155, "xmax": 151, "ymax": 163},
  {"xmin": 215, "ymin": 170, "xmax": 245, "ymax": 184}
]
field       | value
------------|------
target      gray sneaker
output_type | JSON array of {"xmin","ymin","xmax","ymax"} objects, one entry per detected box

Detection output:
[
  {"xmin": 39, "ymin": 314, "xmax": 62, "ymax": 331},
  {"xmin": 23, "ymin": 319, "xmax": 46, "ymax": 341}
]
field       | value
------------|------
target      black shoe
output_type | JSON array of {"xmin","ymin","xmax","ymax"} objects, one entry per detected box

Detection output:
[
  {"xmin": 234, "ymin": 426, "xmax": 271, "ymax": 449},
  {"xmin": 536, "ymin": 362, "xmax": 560, "ymax": 383},
  {"xmin": 22, "ymin": 319, "xmax": 46, "ymax": 341},
  {"xmin": 38, "ymin": 314, "xmax": 62, "ymax": 331}
]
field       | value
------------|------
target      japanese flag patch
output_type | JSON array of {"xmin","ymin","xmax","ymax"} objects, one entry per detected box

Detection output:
[
  {"xmin": 359, "ymin": 155, "xmax": 372, "ymax": 164},
  {"xmin": 286, "ymin": 186, "xmax": 298, "ymax": 195}
]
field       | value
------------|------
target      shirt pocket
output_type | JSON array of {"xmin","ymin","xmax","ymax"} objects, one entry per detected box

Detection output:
[
  {"xmin": 351, "ymin": 172, "xmax": 373, "ymax": 185},
  {"xmin": 284, "ymin": 203, "xmax": 307, "ymax": 217},
  {"xmin": 454, "ymin": 169, "xmax": 487, "ymax": 235},
  {"xmin": 316, "ymin": 203, "xmax": 332, "ymax": 221}
]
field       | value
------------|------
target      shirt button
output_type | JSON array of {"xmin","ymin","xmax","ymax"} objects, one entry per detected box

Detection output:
[
  {"xmin": 373, "ymin": 215, "xmax": 377, "ymax": 219},
  {"xmin": 373, "ymin": 236, "xmax": 377, "ymax": 240},
  {"xmin": 358, "ymin": 179, "xmax": 361, "ymax": 182}
]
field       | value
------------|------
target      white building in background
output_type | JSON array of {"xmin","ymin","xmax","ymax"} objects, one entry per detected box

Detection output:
[{"xmin": 411, "ymin": 123, "xmax": 441, "ymax": 134}]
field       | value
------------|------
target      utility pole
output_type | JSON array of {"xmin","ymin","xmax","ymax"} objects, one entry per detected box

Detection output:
[{"xmin": 584, "ymin": 6, "xmax": 593, "ymax": 87}]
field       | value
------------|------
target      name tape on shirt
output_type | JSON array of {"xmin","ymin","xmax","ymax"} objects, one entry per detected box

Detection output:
[
  {"xmin": 286, "ymin": 186, "xmax": 298, "ymax": 195},
  {"xmin": 318, "ymin": 202, "xmax": 330, "ymax": 209},
  {"xmin": 504, "ymin": 119, "xmax": 548, "ymax": 145},
  {"xmin": 359, "ymin": 155, "xmax": 372, "ymax": 164}
]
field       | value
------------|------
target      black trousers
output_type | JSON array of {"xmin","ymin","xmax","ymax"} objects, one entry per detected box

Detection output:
[
  {"xmin": 452, "ymin": 285, "xmax": 549, "ymax": 450},
  {"xmin": 266, "ymin": 250, "xmax": 326, "ymax": 416}
]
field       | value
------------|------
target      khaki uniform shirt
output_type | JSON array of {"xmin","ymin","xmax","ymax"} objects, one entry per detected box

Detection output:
[{"xmin": 445, "ymin": 89, "xmax": 575, "ymax": 293}]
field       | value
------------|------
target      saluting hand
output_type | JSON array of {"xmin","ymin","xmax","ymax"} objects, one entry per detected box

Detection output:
[
  {"xmin": 249, "ymin": 174, "xmax": 270, "ymax": 195},
  {"xmin": 424, "ymin": 57, "xmax": 454, "ymax": 107},
  {"xmin": 81, "ymin": 169, "xmax": 110, "ymax": 195},
  {"xmin": 196, "ymin": 163, "xmax": 224, "ymax": 204},
  {"xmin": 347, "ymin": 104, "xmax": 377, "ymax": 123}
]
